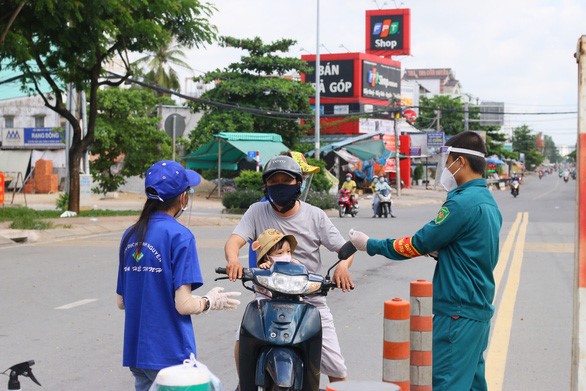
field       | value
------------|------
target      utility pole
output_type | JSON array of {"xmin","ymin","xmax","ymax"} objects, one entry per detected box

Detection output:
[
  {"xmin": 572, "ymin": 34, "xmax": 586, "ymax": 390},
  {"xmin": 393, "ymin": 111, "xmax": 401, "ymax": 197},
  {"xmin": 435, "ymin": 109, "xmax": 441, "ymax": 131}
]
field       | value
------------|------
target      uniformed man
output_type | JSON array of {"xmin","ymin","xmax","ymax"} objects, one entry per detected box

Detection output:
[{"xmin": 348, "ymin": 131, "xmax": 502, "ymax": 391}]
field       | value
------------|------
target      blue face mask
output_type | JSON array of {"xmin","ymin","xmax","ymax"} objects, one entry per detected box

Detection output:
[
  {"xmin": 346, "ymin": 178, "xmax": 351, "ymax": 182},
  {"xmin": 267, "ymin": 184, "xmax": 299, "ymax": 208},
  {"xmin": 379, "ymin": 179, "xmax": 385, "ymax": 183}
]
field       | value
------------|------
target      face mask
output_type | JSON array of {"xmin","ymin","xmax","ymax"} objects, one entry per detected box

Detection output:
[
  {"xmin": 379, "ymin": 179, "xmax": 384, "ymax": 183},
  {"xmin": 266, "ymin": 184, "xmax": 299, "ymax": 208},
  {"xmin": 440, "ymin": 159, "xmax": 462, "ymax": 192},
  {"xmin": 174, "ymin": 192, "xmax": 189, "ymax": 218},
  {"xmin": 270, "ymin": 254, "xmax": 292, "ymax": 263},
  {"xmin": 346, "ymin": 178, "xmax": 351, "ymax": 182}
]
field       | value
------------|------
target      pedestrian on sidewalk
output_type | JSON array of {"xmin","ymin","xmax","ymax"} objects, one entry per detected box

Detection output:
[
  {"xmin": 116, "ymin": 160, "xmax": 241, "ymax": 391},
  {"xmin": 348, "ymin": 132, "xmax": 502, "ymax": 390}
]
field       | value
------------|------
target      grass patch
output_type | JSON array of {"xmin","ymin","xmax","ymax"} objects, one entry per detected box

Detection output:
[{"xmin": 0, "ymin": 206, "xmax": 139, "ymax": 230}]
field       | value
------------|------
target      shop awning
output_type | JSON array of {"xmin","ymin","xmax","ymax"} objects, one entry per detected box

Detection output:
[
  {"xmin": 345, "ymin": 139, "xmax": 388, "ymax": 160},
  {"xmin": 183, "ymin": 132, "xmax": 289, "ymax": 170}
]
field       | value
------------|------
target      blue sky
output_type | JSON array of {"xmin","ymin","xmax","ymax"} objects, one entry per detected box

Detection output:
[{"xmin": 181, "ymin": 0, "xmax": 585, "ymax": 147}]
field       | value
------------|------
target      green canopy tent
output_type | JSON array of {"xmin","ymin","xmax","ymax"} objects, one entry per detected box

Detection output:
[{"xmin": 182, "ymin": 132, "xmax": 289, "ymax": 197}]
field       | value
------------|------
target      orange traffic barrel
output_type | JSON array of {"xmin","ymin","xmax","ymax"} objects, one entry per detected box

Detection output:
[
  {"xmin": 410, "ymin": 280, "xmax": 433, "ymax": 391},
  {"xmin": 383, "ymin": 298, "xmax": 410, "ymax": 390},
  {"xmin": 326, "ymin": 380, "xmax": 400, "ymax": 391}
]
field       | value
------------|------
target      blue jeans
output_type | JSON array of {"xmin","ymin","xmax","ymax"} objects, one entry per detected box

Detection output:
[{"xmin": 130, "ymin": 367, "xmax": 159, "ymax": 391}]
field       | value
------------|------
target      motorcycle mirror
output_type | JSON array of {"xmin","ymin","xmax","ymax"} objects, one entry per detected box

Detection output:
[{"xmin": 326, "ymin": 241, "xmax": 357, "ymax": 279}]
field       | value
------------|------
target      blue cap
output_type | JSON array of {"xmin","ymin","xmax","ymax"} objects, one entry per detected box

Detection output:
[{"xmin": 145, "ymin": 160, "xmax": 201, "ymax": 202}]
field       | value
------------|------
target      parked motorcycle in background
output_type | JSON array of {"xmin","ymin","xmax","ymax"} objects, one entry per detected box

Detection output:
[{"xmin": 337, "ymin": 188, "xmax": 358, "ymax": 218}]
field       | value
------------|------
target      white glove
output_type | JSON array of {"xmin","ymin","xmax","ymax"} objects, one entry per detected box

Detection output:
[
  {"xmin": 349, "ymin": 229, "xmax": 369, "ymax": 252},
  {"xmin": 203, "ymin": 287, "xmax": 241, "ymax": 311}
]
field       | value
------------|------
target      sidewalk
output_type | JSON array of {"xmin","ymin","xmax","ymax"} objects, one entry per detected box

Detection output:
[{"xmin": 0, "ymin": 186, "xmax": 446, "ymax": 245}]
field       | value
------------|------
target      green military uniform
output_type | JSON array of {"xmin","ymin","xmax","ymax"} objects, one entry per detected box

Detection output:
[{"xmin": 366, "ymin": 178, "xmax": 502, "ymax": 390}]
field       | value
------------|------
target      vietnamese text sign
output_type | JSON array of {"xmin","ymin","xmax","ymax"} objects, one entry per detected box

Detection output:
[
  {"xmin": 427, "ymin": 132, "xmax": 445, "ymax": 147},
  {"xmin": 24, "ymin": 128, "xmax": 64, "ymax": 145},
  {"xmin": 304, "ymin": 60, "xmax": 355, "ymax": 98}
]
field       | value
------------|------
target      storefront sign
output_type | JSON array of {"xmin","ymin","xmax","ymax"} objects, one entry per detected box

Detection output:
[
  {"xmin": 365, "ymin": 8, "xmax": 411, "ymax": 56},
  {"xmin": 427, "ymin": 132, "xmax": 445, "ymax": 147},
  {"xmin": 304, "ymin": 60, "xmax": 355, "ymax": 97},
  {"xmin": 361, "ymin": 59, "xmax": 401, "ymax": 100},
  {"xmin": 24, "ymin": 127, "xmax": 64, "ymax": 145}
]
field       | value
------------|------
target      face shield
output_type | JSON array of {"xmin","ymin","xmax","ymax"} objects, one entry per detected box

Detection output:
[{"xmin": 434, "ymin": 146, "xmax": 486, "ymax": 184}]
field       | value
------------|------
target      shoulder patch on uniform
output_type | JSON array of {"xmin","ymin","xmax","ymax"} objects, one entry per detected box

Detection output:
[{"xmin": 434, "ymin": 206, "xmax": 450, "ymax": 224}]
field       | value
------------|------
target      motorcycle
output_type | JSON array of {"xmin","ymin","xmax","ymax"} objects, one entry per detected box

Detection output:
[
  {"xmin": 2, "ymin": 361, "xmax": 41, "ymax": 390},
  {"xmin": 375, "ymin": 189, "xmax": 393, "ymax": 218},
  {"xmin": 563, "ymin": 173, "xmax": 570, "ymax": 183},
  {"xmin": 538, "ymin": 171, "xmax": 544, "ymax": 180},
  {"xmin": 510, "ymin": 179, "xmax": 520, "ymax": 198},
  {"xmin": 337, "ymin": 189, "xmax": 358, "ymax": 218},
  {"xmin": 216, "ymin": 242, "xmax": 357, "ymax": 391}
]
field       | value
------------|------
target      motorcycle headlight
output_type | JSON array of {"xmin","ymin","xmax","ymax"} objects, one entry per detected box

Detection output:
[{"xmin": 255, "ymin": 273, "xmax": 322, "ymax": 295}]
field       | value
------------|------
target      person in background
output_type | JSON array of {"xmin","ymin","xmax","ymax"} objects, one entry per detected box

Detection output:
[
  {"xmin": 225, "ymin": 155, "xmax": 355, "ymax": 386},
  {"xmin": 340, "ymin": 172, "xmax": 358, "ymax": 207},
  {"xmin": 373, "ymin": 176, "xmax": 396, "ymax": 218},
  {"xmin": 116, "ymin": 160, "xmax": 241, "ymax": 391},
  {"xmin": 348, "ymin": 132, "xmax": 502, "ymax": 390}
]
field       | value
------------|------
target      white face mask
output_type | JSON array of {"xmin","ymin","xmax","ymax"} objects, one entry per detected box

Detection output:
[
  {"xmin": 174, "ymin": 192, "xmax": 190, "ymax": 219},
  {"xmin": 440, "ymin": 159, "xmax": 462, "ymax": 192},
  {"xmin": 270, "ymin": 254, "xmax": 292, "ymax": 263}
]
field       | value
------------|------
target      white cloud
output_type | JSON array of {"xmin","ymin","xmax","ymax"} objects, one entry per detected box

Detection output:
[{"xmin": 179, "ymin": 0, "xmax": 585, "ymax": 146}]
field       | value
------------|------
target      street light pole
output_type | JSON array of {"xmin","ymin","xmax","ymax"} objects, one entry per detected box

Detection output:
[{"xmin": 314, "ymin": 0, "xmax": 321, "ymax": 160}]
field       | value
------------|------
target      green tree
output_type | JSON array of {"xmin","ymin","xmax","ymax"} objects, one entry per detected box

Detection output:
[
  {"xmin": 543, "ymin": 134, "xmax": 561, "ymax": 163},
  {"xmin": 414, "ymin": 95, "xmax": 465, "ymax": 136},
  {"xmin": 187, "ymin": 36, "xmax": 314, "ymax": 152},
  {"xmin": 133, "ymin": 39, "xmax": 192, "ymax": 95},
  {"xmin": 0, "ymin": 0, "xmax": 216, "ymax": 212},
  {"xmin": 511, "ymin": 124, "xmax": 544, "ymax": 169},
  {"xmin": 91, "ymin": 88, "xmax": 172, "ymax": 194}
]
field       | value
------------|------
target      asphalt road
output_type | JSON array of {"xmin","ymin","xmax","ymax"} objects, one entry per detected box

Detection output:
[{"xmin": 0, "ymin": 172, "xmax": 576, "ymax": 390}]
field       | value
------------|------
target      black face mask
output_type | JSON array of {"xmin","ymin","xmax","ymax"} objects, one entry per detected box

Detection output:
[{"xmin": 266, "ymin": 184, "xmax": 299, "ymax": 212}]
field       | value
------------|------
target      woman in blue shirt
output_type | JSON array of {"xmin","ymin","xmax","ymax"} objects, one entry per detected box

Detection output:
[{"xmin": 116, "ymin": 160, "xmax": 241, "ymax": 391}]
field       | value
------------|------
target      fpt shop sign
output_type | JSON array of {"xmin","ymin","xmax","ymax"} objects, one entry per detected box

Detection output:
[
  {"xmin": 24, "ymin": 127, "xmax": 64, "ymax": 145},
  {"xmin": 365, "ymin": 8, "xmax": 411, "ymax": 56},
  {"xmin": 304, "ymin": 60, "xmax": 355, "ymax": 98},
  {"xmin": 362, "ymin": 60, "xmax": 401, "ymax": 100}
]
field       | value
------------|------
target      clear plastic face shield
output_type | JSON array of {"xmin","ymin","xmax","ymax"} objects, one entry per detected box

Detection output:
[{"xmin": 434, "ymin": 146, "xmax": 486, "ymax": 185}]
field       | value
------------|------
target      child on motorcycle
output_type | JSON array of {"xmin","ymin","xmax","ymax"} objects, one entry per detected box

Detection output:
[
  {"xmin": 252, "ymin": 228, "xmax": 301, "ymax": 269},
  {"xmin": 234, "ymin": 228, "xmax": 301, "ymax": 389}
]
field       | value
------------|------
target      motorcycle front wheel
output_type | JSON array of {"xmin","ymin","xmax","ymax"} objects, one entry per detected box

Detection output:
[{"xmin": 338, "ymin": 205, "xmax": 345, "ymax": 218}]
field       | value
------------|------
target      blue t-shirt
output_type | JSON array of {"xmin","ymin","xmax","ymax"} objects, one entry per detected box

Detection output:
[{"xmin": 116, "ymin": 212, "xmax": 204, "ymax": 370}]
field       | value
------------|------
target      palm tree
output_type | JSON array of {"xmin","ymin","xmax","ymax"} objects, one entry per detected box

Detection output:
[{"xmin": 133, "ymin": 39, "xmax": 192, "ymax": 94}]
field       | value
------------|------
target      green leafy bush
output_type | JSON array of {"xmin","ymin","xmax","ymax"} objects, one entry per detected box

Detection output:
[
  {"xmin": 304, "ymin": 190, "xmax": 337, "ymax": 210},
  {"xmin": 413, "ymin": 164, "xmax": 424, "ymax": 181},
  {"xmin": 222, "ymin": 189, "xmax": 264, "ymax": 210},
  {"xmin": 235, "ymin": 170, "xmax": 263, "ymax": 190}
]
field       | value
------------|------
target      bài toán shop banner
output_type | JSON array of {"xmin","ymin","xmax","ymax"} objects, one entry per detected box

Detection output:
[
  {"xmin": 1, "ymin": 128, "xmax": 64, "ymax": 149},
  {"xmin": 362, "ymin": 59, "xmax": 401, "ymax": 100},
  {"xmin": 365, "ymin": 8, "xmax": 411, "ymax": 56}
]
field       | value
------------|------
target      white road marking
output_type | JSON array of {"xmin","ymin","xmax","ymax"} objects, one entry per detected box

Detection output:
[{"xmin": 55, "ymin": 299, "xmax": 98, "ymax": 310}]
